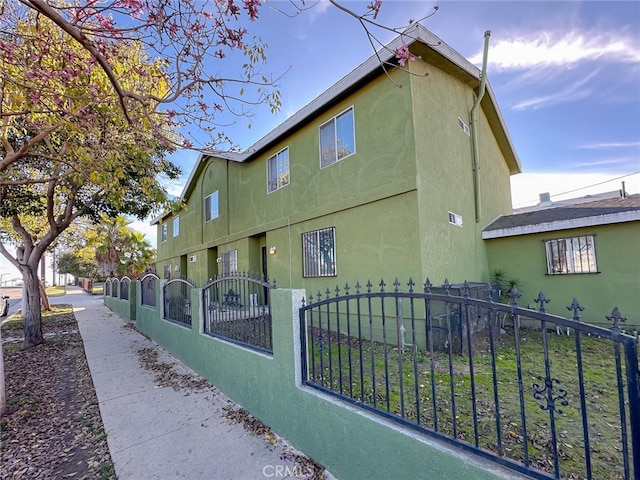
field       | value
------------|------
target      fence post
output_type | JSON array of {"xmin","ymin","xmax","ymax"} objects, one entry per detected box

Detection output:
[{"xmin": 624, "ymin": 341, "xmax": 640, "ymax": 479}]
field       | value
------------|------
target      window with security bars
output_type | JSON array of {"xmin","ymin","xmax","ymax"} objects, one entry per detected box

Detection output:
[
  {"xmin": 302, "ymin": 227, "xmax": 336, "ymax": 277},
  {"xmin": 545, "ymin": 235, "xmax": 598, "ymax": 274},
  {"xmin": 221, "ymin": 249, "xmax": 237, "ymax": 275}
]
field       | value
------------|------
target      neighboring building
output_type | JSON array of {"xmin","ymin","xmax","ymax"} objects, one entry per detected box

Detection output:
[
  {"xmin": 153, "ymin": 24, "xmax": 521, "ymax": 293},
  {"xmin": 483, "ymin": 194, "xmax": 640, "ymax": 327}
]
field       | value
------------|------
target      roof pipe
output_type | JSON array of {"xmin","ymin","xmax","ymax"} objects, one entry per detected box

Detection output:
[{"xmin": 470, "ymin": 30, "xmax": 491, "ymax": 223}]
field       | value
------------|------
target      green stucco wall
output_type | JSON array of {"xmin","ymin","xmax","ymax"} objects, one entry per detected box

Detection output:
[
  {"xmin": 157, "ymin": 64, "xmax": 515, "ymax": 293},
  {"xmin": 410, "ymin": 59, "xmax": 513, "ymax": 285},
  {"xmin": 126, "ymin": 286, "xmax": 516, "ymax": 480},
  {"xmin": 485, "ymin": 221, "xmax": 640, "ymax": 328}
]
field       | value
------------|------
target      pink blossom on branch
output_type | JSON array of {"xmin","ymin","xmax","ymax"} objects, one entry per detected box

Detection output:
[
  {"xmin": 367, "ymin": 0, "xmax": 382, "ymax": 20},
  {"xmin": 394, "ymin": 43, "xmax": 419, "ymax": 67}
]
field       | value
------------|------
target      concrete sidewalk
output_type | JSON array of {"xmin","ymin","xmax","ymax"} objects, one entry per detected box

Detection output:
[{"xmin": 55, "ymin": 287, "xmax": 317, "ymax": 480}]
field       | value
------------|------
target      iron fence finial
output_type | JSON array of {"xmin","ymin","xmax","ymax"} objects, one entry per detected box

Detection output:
[
  {"xmin": 534, "ymin": 291, "xmax": 550, "ymax": 313},
  {"xmin": 606, "ymin": 307, "xmax": 627, "ymax": 330},
  {"xmin": 423, "ymin": 278, "xmax": 432, "ymax": 294},
  {"xmin": 462, "ymin": 280, "xmax": 470, "ymax": 298},
  {"xmin": 566, "ymin": 298, "xmax": 585, "ymax": 321},
  {"xmin": 407, "ymin": 277, "xmax": 415, "ymax": 293}
]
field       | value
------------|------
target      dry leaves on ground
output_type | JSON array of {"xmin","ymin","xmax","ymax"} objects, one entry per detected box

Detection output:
[{"xmin": 1, "ymin": 307, "xmax": 116, "ymax": 480}]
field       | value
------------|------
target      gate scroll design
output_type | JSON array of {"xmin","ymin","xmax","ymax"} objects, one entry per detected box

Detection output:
[{"xmin": 203, "ymin": 272, "xmax": 276, "ymax": 354}]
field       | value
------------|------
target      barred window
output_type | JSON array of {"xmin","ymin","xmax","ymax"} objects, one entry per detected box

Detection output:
[
  {"xmin": 221, "ymin": 249, "xmax": 237, "ymax": 275},
  {"xmin": 545, "ymin": 235, "xmax": 598, "ymax": 274},
  {"xmin": 302, "ymin": 227, "xmax": 336, "ymax": 277}
]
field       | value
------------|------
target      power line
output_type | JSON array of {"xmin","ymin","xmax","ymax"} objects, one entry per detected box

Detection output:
[
  {"xmin": 550, "ymin": 171, "xmax": 640, "ymax": 199},
  {"xmin": 513, "ymin": 171, "xmax": 640, "ymax": 208}
]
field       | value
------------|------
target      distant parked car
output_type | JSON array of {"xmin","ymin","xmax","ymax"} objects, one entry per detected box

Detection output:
[{"xmin": 1, "ymin": 295, "xmax": 9, "ymax": 317}]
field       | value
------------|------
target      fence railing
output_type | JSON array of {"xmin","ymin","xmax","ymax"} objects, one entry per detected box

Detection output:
[
  {"xmin": 110, "ymin": 278, "xmax": 118, "ymax": 298},
  {"xmin": 140, "ymin": 273, "xmax": 159, "ymax": 308},
  {"xmin": 203, "ymin": 272, "xmax": 275, "ymax": 354},
  {"xmin": 163, "ymin": 278, "xmax": 195, "ymax": 327},
  {"xmin": 120, "ymin": 277, "xmax": 130, "ymax": 301},
  {"xmin": 299, "ymin": 278, "xmax": 640, "ymax": 480}
]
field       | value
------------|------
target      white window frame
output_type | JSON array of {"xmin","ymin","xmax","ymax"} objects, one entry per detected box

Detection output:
[
  {"xmin": 173, "ymin": 216, "xmax": 180, "ymax": 237},
  {"xmin": 319, "ymin": 106, "xmax": 355, "ymax": 168},
  {"xmin": 161, "ymin": 223, "xmax": 167, "ymax": 242},
  {"xmin": 204, "ymin": 191, "xmax": 219, "ymax": 222},
  {"xmin": 302, "ymin": 227, "xmax": 337, "ymax": 277},
  {"xmin": 267, "ymin": 147, "xmax": 290, "ymax": 193},
  {"xmin": 545, "ymin": 235, "xmax": 598, "ymax": 275}
]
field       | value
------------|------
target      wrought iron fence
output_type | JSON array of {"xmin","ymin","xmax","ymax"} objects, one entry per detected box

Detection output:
[
  {"xmin": 110, "ymin": 278, "xmax": 118, "ymax": 298},
  {"xmin": 104, "ymin": 279, "xmax": 111, "ymax": 297},
  {"xmin": 203, "ymin": 272, "xmax": 275, "ymax": 354},
  {"xmin": 299, "ymin": 278, "xmax": 640, "ymax": 480},
  {"xmin": 120, "ymin": 277, "xmax": 130, "ymax": 300},
  {"xmin": 163, "ymin": 278, "xmax": 195, "ymax": 327},
  {"xmin": 140, "ymin": 273, "xmax": 158, "ymax": 308}
]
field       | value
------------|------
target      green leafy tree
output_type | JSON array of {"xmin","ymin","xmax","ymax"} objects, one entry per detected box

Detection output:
[
  {"xmin": 94, "ymin": 216, "xmax": 155, "ymax": 279},
  {"xmin": 0, "ymin": 13, "xmax": 179, "ymax": 347}
]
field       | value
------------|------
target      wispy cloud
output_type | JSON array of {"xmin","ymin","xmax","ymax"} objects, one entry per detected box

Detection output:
[
  {"xmin": 471, "ymin": 30, "xmax": 640, "ymax": 70},
  {"xmin": 511, "ymin": 70, "xmax": 597, "ymax": 110},
  {"xmin": 577, "ymin": 141, "xmax": 640, "ymax": 150}
]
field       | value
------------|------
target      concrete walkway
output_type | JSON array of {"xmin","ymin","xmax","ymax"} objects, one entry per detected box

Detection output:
[{"xmin": 47, "ymin": 287, "xmax": 315, "ymax": 480}]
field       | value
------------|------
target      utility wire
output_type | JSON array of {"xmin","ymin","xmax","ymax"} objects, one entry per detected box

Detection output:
[{"xmin": 513, "ymin": 171, "xmax": 640, "ymax": 208}]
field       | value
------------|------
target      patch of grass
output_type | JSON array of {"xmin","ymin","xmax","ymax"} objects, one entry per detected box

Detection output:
[
  {"xmin": 1, "ymin": 304, "xmax": 74, "ymax": 333},
  {"xmin": 309, "ymin": 326, "xmax": 638, "ymax": 480},
  {"xmin": 45, "ymin": 285, "xmax": 66, "ymax": 297}
]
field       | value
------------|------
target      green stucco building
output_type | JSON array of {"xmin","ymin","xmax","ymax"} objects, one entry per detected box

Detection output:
[{"xmin": 154, "ymin": 24, "xmax": 521, "ymax": 293}]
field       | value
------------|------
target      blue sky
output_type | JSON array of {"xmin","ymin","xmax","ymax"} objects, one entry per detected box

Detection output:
[
  {"xmin": 162, "ymin": 0, "xmax": 639, "ymax": 206},
  {"xmin": 2, "ymin": 0, "xmax": 639, "ymax": 282}
]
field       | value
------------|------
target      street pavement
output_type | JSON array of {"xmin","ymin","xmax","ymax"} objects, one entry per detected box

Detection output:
[{"xmin": 4, "ymin": 286, "xmax": 320, "ymax": 480}]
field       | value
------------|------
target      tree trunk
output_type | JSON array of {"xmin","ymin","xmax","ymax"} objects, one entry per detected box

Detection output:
[
  {"xmin": 39, "ymin": 280, "xmax": 51, "ymax": 311},
  {"xmin": 22, "ymin": 266, "xmax": 43, "ymax": 347}
]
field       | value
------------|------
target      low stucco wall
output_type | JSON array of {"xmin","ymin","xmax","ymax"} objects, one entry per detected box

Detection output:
[{"xmin": 126, "ymin": 283, "xmax": 521, "ymax": 480}]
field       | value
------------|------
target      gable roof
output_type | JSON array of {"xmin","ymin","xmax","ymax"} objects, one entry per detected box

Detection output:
[
  {"xmin": 157, "ymin": 23, "xmax": 521, "ymax": 224},
  {"xmin": 482, "ymin": 194, "xmax": 640, "ymax": 239}
]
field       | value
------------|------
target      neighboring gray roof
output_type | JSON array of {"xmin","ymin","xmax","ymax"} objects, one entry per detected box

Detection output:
[{"xmin": 483, "ymin": 194, "xmax": 640, "ymax": 239}]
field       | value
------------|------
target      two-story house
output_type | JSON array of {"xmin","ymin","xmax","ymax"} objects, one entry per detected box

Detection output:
[{"xmin": 154, "ymin": 24, "xmax": 521, "ymax": 291}]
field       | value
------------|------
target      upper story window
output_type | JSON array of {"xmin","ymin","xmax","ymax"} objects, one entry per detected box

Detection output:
[
  {"xmin": 267, "ymin": 147, "xmax": 290, "ymax": 193},
  {"xmin": 173, "ymin": 216, "xmax": 180, "ymax": 237},
  {"xmin": 161, "ymin": 223, "xmax": 167, "ymax": 242},
  {"xmin": 204, "ymin": 191, "xmax": 219, "ymax": 222},
  {"xmin": 319, "ymin": 107, "xmax": 355, "ymax": 168},
  {"xmin": 545, "ymin": 235, "xmax": 598, "ymax": 274},
  {"xmin": 302, "ymin": 227, "xmax": 337, "ymax": 277}
]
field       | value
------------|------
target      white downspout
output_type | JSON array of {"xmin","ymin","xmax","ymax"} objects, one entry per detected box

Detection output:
[{"xmin": 470, "ymin": 30, "xmax": 491, "ymax": 223}]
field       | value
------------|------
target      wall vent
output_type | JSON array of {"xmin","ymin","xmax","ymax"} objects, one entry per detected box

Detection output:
[
  {"xmin": 448, "ymin": 212, "xmax": 463, "ymax": 227},
  {"xmin": 458, "ymin": 117, "xmax": 471, "ymax": 136}
]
